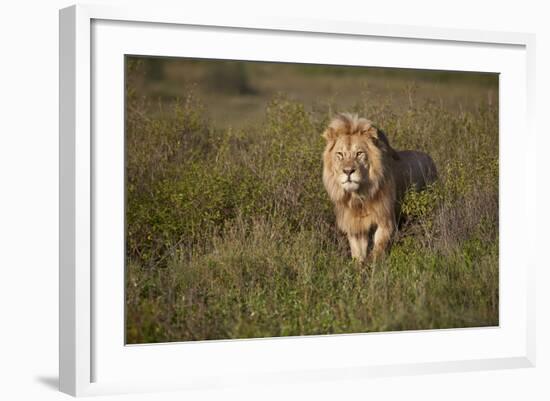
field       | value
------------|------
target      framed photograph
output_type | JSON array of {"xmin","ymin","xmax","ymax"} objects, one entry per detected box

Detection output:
[{"xmin": 59, "ymin": 4, "xmax": 536, "ymax": 396}]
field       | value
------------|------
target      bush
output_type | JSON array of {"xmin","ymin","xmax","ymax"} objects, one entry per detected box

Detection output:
[{"xmin": 125, "ymin": 71, "xmax": 499, "ymax": 343}]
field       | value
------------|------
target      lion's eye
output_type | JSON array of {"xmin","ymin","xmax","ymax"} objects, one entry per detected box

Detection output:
[
  {"xmin": 336, "ymin": 152, "xmax": 343, "ymax": 160},
  {"xmin": 356, "ymin": 151, "xmax": 364, "ymax": 158}
]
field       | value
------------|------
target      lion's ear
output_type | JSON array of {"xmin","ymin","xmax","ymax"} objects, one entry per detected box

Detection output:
[
  {"xmin": 322, "ymin": 127, "xmax": 337, "ymax": 142},
  {"xmin": 322, "ymin": 128, "xmax": 337, "ymax": 152},
  {"xmin": 371, "ymin": 127, "xmax": 400, "ymax": 160}
]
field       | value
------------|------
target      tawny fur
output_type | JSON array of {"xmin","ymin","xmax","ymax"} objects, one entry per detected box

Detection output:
[{"xmin": 322, "ymin": 113, "xmax": 437, "ymax": 262}]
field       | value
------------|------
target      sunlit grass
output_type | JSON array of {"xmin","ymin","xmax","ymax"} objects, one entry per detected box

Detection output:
[{"xmin": 125, "ymin": 58, "xmax": 499, "ymax": 344}]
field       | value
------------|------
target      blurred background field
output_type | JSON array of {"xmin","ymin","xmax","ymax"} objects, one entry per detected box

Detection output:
[
  {"xmin": 125, "ymin": 56, "xmax": 499, "ymax": 344},
  {"xmin": 131, "ymin": 57, "xmax": 497, "ymax": 129}
]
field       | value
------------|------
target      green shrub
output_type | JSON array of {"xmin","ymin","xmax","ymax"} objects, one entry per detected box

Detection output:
[{"xmin": 124, "ymin": 70, "xmax": 499, "ymax": 342}]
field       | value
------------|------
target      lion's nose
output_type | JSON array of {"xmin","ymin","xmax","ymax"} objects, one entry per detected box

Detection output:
[{"xmin": 343, "ymin": 167, "xmax": 356, "ymax": 176}]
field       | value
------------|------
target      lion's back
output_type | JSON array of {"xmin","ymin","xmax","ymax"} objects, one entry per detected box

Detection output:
[{"xmin": 392, "ymin": 150, "xmax": 437, "ymax": 200}]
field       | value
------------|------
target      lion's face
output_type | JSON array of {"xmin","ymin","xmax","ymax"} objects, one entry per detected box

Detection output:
[
  {"xmin": 322, "ymin": 113, "xmax": 397, "ymax": 204},
  {"xmin": 331, "ymin": 135, "xmax": 370, "ymax": 193}
]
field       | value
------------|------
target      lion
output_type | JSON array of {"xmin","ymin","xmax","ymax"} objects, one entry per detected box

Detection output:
[{"xmin": 322, "ymin": 113, "xmax": 437, "ymax": 262}]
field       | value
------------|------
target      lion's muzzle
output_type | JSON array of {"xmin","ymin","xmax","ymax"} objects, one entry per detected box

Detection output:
[{"xmin": 341, "ymin": 168, "xmax": 361, "ymax": 192}]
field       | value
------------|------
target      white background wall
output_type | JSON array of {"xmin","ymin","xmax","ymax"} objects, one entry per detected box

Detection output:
[{"xmin": 0, "ymin": 0, "xmax": 547, "ymax": 399}]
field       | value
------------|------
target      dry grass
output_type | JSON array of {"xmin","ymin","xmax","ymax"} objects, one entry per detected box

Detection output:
[{"xmin": 125, "ymin": 57, "xmax": 499, "ymax": 344}]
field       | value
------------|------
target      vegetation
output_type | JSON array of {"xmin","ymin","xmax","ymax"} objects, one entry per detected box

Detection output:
[{"xmin": 125, "ymin": 57, "xmax": 499, "ymax": 344}]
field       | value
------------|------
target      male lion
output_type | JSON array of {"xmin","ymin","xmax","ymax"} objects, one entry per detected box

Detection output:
[{"xmin": 322, "ymin": 113, "xmax": 437, "ymax": 262}]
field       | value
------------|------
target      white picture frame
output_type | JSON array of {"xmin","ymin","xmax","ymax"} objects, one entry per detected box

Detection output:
[{"xmin": 59, "ymin": 3, "xmax": 536, "ymax": 397}]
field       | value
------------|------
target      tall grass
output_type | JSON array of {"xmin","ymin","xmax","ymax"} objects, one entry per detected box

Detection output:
[{"xmin": 125, "ymin": 59, "xmax": 498, "ymax": 344}]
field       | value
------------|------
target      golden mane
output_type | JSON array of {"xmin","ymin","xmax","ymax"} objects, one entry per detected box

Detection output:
[
  {"xmin": 322, "ymin": 113, "xmax": 376, "ymax": 141},
  {"xmin": 322, "ymin": 113, "xmax": 395, "ymax": 204}
]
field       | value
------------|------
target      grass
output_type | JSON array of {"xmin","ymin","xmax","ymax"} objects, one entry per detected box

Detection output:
[{"xmin": 125, "ymin": 57, "xmax": 499, "ymax": 344}]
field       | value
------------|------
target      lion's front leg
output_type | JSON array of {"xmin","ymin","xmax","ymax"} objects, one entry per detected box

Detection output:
[
  {"xmin": 371, "ymin": 222, "xmax": 395, "ymax": 262},
  {"xmin": 348, "ymin": 233, "xmax": 368, "ymax": 262}
]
